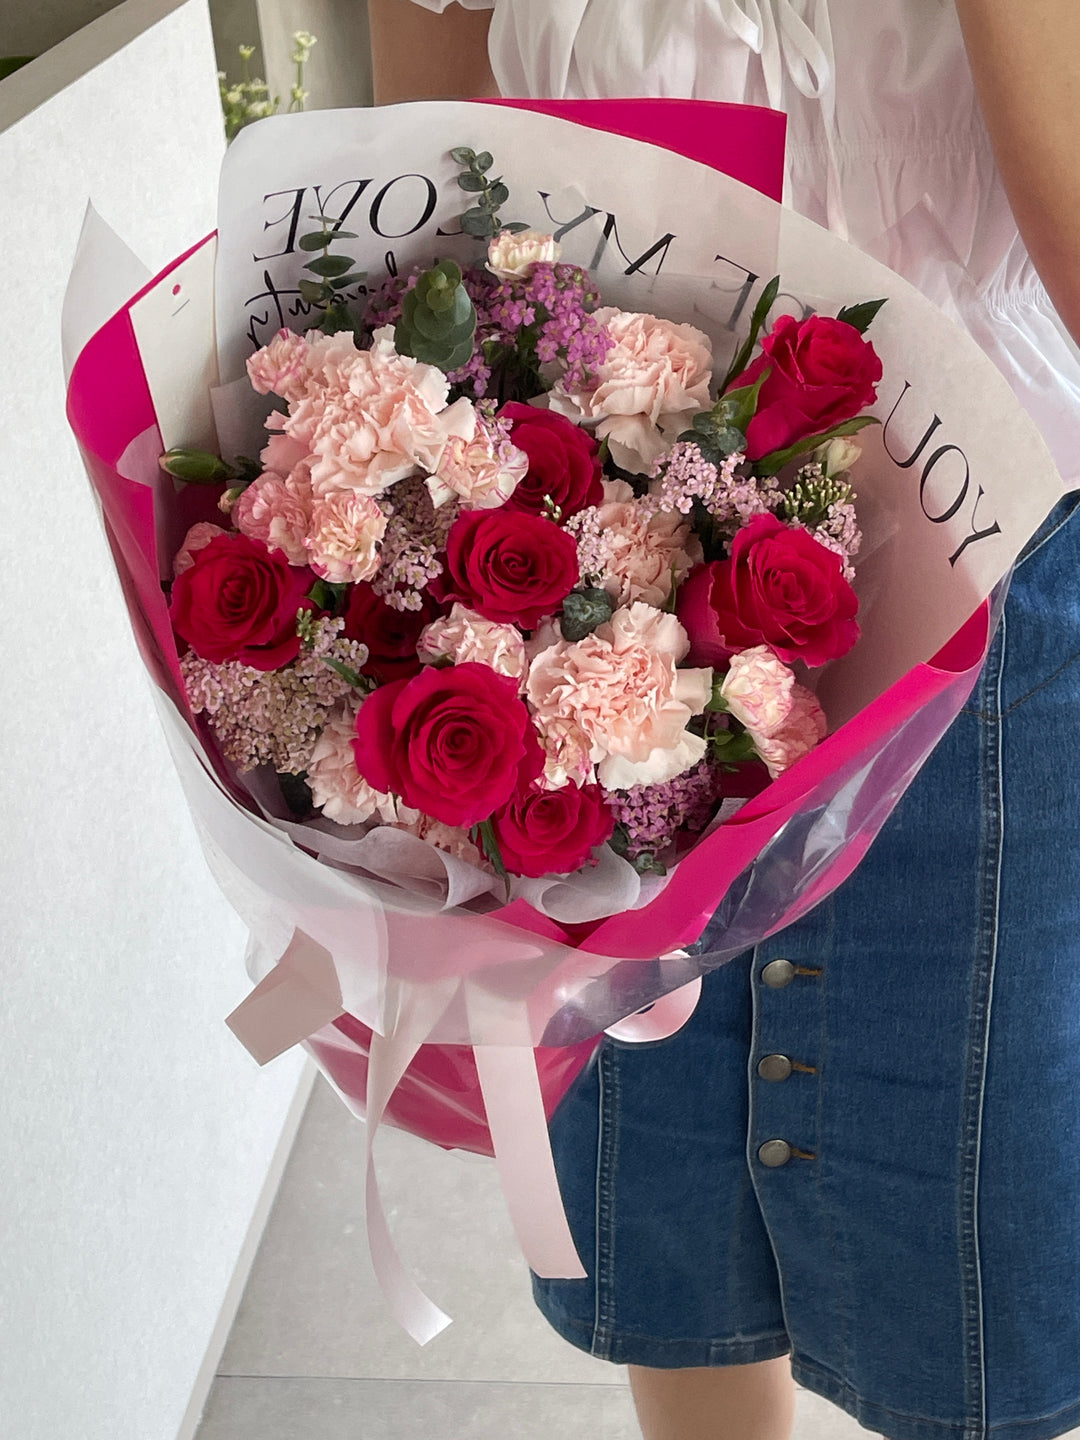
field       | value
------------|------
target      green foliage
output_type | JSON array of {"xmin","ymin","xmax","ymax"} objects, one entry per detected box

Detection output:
[
  {"xmin": 395, "ymin": 259, "xmax": 477, "ymax": 371},
  {"xmin": 297, "ymin": 217, "xmax": 365, "ymax": 336},
  {"xmin": 679, "ymin": 369, "xmax": 771, "ymax": 466},
  {"xmin": 219, "ymin": 32, "xmax": 315, "ymax": 144},
  {"xmin": 158, "ymin": 448, "xmax": 236, "ymax": 484},
  {"xmin": 752, "ymin": 415, "xmax": 879, "ymax": 479},
  {"xmin": 718, "ymin": 275, "xmax": 780, "ymax": 393},
  {"xmin": 451, "ymin": 144, "xmax": 529, "ymax": 240},
  {"xmin": 560, "ymin": 586, "xmax": 615, "ymax": 643},
  {"xmin": 836, "ymin": 297, "xmax": 887, "ymax": 334}
]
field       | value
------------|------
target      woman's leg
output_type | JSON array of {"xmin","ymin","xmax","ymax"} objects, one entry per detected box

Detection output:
[{"xmin": 627, "ymin": 1356, "xmax": 797, "ymax": 1440}]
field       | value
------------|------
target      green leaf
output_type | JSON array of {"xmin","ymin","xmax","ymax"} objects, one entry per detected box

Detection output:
[
  {"xmin": 308, "ymin": 578, "xmax": 349, "ymax": 611},
  {"xmin": 457, "ymin": 171, "xmax": 487, "ymax": 192},
  {"xmin": 560, "ymin": 586, "xmax": 615, "ymax": 643},
  {"xmin": 719, "ymin": 273, "xmax": 780, "ymax": 392},
  {"xmin": 158, "ymin": 448, "xmax": 235, "ymax": 484},
  {"xmin": 303, "ymin": 253, "xmax": 355, "ymax": 278},
  {"xmin": 461, "ymin": 209, "xmax": 496, "ymax": 237},
  {"xmin": 322, "ymin": 657, "xmax": 366, "ymax": 689},
  {"xmin": 475, "ymin": 817, "xmax": 511, "ymax": 898},
  {"xmin": 330, "ymin": 271, "xmax": 366, "ymax": 290},
  {"xmin": 724, "ymin": 367, "xmax": 771, "ymax": 437},
  {"xmin": 487, "ymin": 181, "xmax": 510, "ymax": 207},
  {"xmin": 449, "ymin": 145, "xmax": 477, "ymax": 165},
  {"xmin": 753, "ymin": 415, "xmax": 881, "ymax": 478},
  {"xmin": 473, "ymin": 151, "xmax": 494, "ymax": 172},
  {"xmin": 298, "ymin": 231, "xmax": 334, "ymax": 251},
  {"xmin": 836, "ymin": 298, "xmax": 887, "ymax": 334},
  {"xmin": 298, "ymin": 278, "xmax": 327, "ymax": 303},
  {"xmin": 501, "ymin": 221, "xmax": 531, "ymax": 234}
]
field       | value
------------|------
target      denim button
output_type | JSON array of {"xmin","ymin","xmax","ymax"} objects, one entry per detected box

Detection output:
[
  {"xmin": 757, "ymin": 1053, "xmax": 793, "ymax": 1082},
  {"xmin": 761, "ymin": 958, "xmax": 796, "ymax": 988},
  {"xmin": 758, "ymin": 1139, "xmax": 793, "ymax": 1167}
]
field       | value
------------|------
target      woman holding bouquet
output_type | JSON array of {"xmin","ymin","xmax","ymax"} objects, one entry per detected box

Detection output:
[{"xmin": 371, "ymin": 4, "xmax": 1080, "ymax": 1439}]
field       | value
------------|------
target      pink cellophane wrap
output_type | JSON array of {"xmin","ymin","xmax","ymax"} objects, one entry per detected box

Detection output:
[{"xmin": 65, "ymin": 100, "xmax": 1062, "ymax": 1340}]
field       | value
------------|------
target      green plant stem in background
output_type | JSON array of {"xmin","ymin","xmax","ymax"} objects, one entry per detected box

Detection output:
[{"xmin": 219, "ymin": 32, "xmax": 317, "ymax": 144}]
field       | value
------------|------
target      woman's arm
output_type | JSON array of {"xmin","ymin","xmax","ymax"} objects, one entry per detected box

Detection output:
[
  {"xmin": 368, "ymin": 0, "xmax": 497, "ymax": 104},
  {"xmin": 955, "ymin": 0, "xmax": 1080, "ymax": 342}
]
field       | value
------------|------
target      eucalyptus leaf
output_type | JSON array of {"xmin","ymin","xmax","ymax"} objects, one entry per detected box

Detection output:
[
  {"xmin": 449, "ymin": 146, "xmax": 476, "ymax": 164},
  {"xmin": 474, "ymin": 151, "xmax": 494, "ymax": 172},
  {"xmin": 457, "ymin": 172, "xmax": 486, "ymax": 192},
  {"xmin": 487, "ymin": 181, "xmax": 510, "ymax": 207},
  {"xmin": 298, "ymin": 279, "xmax": 326, "ymax": 303},
  {"xmin": 304, "ymin": 253, "xmax": 355, "ymax": 278},
  {"xmin": 330, "ymin": 272, "xmax": 366, "ymax": 290},
  {"xmin": 461, "ymin": 209, "xmax": 495, "ymax": 237},
  {"xmin": 298, "ymin": 232, "xmax": 334, "ymax": 251}
]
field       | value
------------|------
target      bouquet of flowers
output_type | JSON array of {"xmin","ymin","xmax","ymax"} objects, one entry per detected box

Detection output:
[
  {"xmin": 64, "ymin": 99, "xmax": 1063, "ymax": 1340},
  {"xmin": 172, "ymin": 185, "xmax": 882, "ymax": 895}
]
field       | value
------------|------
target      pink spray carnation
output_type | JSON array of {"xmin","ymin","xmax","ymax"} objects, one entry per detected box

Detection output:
[
  {"xmin": 232, "ymin": 467, "xmax": 314, "ymax": 566},
  {"xmin": 550, "ymin": 309, "xmax": 713, "ymax": 473},
  {"xmin": 719, "ymin": 646, "xmax": 797, "ymax": 737},
  {"xmin": 304, "ymin": 490, "xmax": 387, "ymax": 585},
  {"xmin": 246, "ymin": 328, "xmax": 311, "ymax": 403},
  {"xmin": 750, "ymin": 684, "xmax": 828, "ymax": 778}
]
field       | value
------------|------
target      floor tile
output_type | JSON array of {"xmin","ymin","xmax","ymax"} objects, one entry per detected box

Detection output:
[
  {"xmin": 197, "ymin": 1377, "xmax": 640, "ymax": 1440},
  {"xmin": 219, "ymin": 1075, "xmax": 621, "ymax": 1384}
]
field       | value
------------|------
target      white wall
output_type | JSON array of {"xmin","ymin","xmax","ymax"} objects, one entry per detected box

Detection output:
[{"xmin": 0, "ymin": 4, "xmax": 308, "ymax": 1439}]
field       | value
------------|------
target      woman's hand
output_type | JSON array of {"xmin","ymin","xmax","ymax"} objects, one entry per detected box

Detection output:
[
  {"xmin": 368, "ymin": 0, "xmax": 498, "ymax": 104},
  {"xmin": 956, "ymin": 0, "xmax": 1080, "ymax": 343}
]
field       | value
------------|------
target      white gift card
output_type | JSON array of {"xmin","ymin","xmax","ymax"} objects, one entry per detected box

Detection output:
[{"xmin": 130, "ymin": 236, "xmax": 219, "ymax": 453}]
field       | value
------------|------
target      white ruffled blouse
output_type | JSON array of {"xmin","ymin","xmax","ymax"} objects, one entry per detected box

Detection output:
[{"xmin": 409, "ymin": 0, "xmax": 1080, "ymax": 484}]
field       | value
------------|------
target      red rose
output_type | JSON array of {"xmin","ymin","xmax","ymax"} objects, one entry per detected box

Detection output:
[
  {"xmin": 731, "ymin": 314, "xmax": 883, "ymax": 461},
  {"xmin": 500, "ymin": 403, "xmax": 604, "ymax": 520},
  {"xmin": 341, "ymin": 583, "xmax": 441, "ymax": 684},
  {"xmin": 170, "ymin": 532, "xmax": 312, "ymax": 670},
  {"xmin": 493, "ymin": 780, "xmax": 615, "ymax": 878},
  {"xmin": 352, "ymin": 662, "xmax": 536, "ymax": 828},
  {"xmin": 436, "ymin": 509, "xmax": 579, "ymax": 630},
  {"xmin": 677, "ymin": 515, "xmax": 860, "ymax": 668}
]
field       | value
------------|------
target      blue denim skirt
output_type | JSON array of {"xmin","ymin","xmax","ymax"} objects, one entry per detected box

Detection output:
[{"xmin": 533, "ymin": 495, "xmax": 1080, "ymax": 1440}]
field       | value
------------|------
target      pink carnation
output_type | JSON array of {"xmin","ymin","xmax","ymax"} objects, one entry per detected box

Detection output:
[
  {"xmin": 719, "ymin": 646, "xmax": 797, "ymax": 738},
  {"xmin": 550, "ymin": 309, "xmax": 713, "ymax": 473},
  {"xmin": 232, "ymin": 467, "xmax": 314, "ymax": 566},
  {"xmin": 590, "ymin": 479, "xmax": 702, "ymax": 607},
  {"xmin": 246, "ymin": 328, "xmax": 311, "ymax": 403},
  {"xmin": 750, "ymin": 684, "xmax": 828, "ymax": 778},
  {"xmin": 304, "ymin": 490, "xmax": 387, "ymax": 585},
  {"xmin": 525, "ymin": 601, "xmax": 713, "ymax": 789},
  {"xmin": 308, "ymin": 705, "xmax": 407, "ymax": 825},
  {"xmin": 427, "ymin": 414, "xmax": 529, "ymax": 510},
  {"xmin": 394, "ymin": 812, "xmax": 487, "ymax": 868},
  {"xmin": 174, "ymin": 522, "xmax": 228, "ymax": 576},
  {"xmin": 284, "ymin": 327, "xmax": 475, "ymax": 496},
  {"xmin": 417, "ymin": 604, "xmax": 527, "ymax": 687},
  {"xmin": 532, "ymin": 715, "xmax": 595, "ymax": 791},
  {"xmin": 260, "ymin": 413, "xmax": 310, "ymax": 478}
]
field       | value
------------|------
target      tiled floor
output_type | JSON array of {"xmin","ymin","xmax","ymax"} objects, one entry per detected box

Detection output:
[{"xmin": 195, "ymin": 1072, "xmax": 883, "ymax": 1439}]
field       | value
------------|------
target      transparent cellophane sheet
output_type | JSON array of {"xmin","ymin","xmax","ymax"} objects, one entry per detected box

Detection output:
[{"xmin": 70, "ymin": 103, "xmax": 1063, "ymax": 1117}]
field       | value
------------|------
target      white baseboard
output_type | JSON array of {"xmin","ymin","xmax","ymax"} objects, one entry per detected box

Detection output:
[{"xmin": 175, "ymin": 1056, "xmax": 319, "ymax": 1440}]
